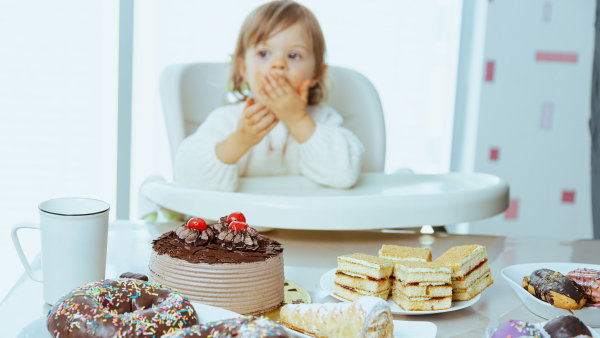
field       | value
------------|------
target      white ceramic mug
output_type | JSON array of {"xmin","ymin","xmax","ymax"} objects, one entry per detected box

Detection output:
[{"xmin": 11, "ymin": 197, "xmax": 110, "ymax": 305}]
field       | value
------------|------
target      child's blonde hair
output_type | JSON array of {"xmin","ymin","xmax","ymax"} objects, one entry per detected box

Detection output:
[{"xmin": 230, "ymin": 0, "xmax": 327, "ymax": 105}]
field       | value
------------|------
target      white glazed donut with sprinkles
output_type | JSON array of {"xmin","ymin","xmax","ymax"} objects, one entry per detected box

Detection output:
[{"xmin": 46, "ymin": 277, "xmax": 198, "ymax": 337}]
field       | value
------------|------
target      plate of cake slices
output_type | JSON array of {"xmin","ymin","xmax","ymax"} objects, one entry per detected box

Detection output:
[
  {"xmin": 502, "ymin": 262, "xmax": 600, "ymax": 327},
  {"xmin": 320, "ymin": 268, "xmax": 480, "ymax": 315},
  {"xmin": 321, "ymin": 244, "xmax": 492, "ymax": 315}
]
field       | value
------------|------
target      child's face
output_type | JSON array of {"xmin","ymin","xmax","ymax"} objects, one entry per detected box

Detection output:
[{"xmin": 241, "ymin": 22, "xmax": 320, "ymax": 103}]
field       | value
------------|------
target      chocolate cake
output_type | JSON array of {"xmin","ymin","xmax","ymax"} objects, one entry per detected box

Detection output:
[{"xmin": 149, "ymin": 214, "xmax": 284, "ymax": 315}]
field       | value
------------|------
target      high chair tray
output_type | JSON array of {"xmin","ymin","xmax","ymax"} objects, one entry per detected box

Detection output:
[{"xmin": 141, "ymin": 172, "xmax": 509, "ymax": 230}]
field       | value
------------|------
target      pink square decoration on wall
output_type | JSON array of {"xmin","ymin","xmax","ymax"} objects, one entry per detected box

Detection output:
[
  {"xmin": 535, "ymin": 52, "xmax": 578, "ymax": 63},
  {"xmin": 485, "ymin": 61, "xmax": 495, "ymax": 82},
  {"xmin": 562, "ymin": 190, "xmax": 575, "ymax": 203},
  {"xmin": 505, "ymin": 199, "xmax": 519, "ymax": 219},
  {"xmin": 490, "ymin": 148, "xmax": 499, "ymax": 161}
]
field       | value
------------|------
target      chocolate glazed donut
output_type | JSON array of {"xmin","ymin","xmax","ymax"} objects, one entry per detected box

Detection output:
[
  {"xmin": 522, "ymin": 269, "xmax": 587, "ymax": 310},
  {"xmin": 543, "ymin": 315, "xmax": 593, "ymax": 338},
  {"xmin": 47, "ymin": 278, "xmax": 198, "ymax": 337}
]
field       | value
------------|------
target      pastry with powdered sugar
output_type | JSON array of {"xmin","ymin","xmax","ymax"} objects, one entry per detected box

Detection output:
[{"xmin": 279, "ymin": 296, "xmax": 394, "ymax": 338}]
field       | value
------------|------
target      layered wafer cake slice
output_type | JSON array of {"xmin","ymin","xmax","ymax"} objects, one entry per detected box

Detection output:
[
  {"xmin": 435, "ymin": 244, "xmax": 493, "ymax": 301},
  {"xmin": 379, "ymin": 244, "xmax": 432, "ymax": 262},
  {"xmin": 335, "ymin": 253, "xmax": 393, "ymax": 301},
  {"xmin": 391, "ymin": 261, "xmax": 452, "ymax": 310}
]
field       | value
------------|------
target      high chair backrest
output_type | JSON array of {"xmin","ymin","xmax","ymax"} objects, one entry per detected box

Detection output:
[{"xmin": 159, "ymin": 62, "xmax": 386, "ymax": 172}]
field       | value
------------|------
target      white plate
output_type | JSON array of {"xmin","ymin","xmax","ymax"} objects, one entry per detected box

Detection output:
[
  {"xmin": 191, "ymin": 302, "xmax": 239, "ymax": 321},
  {"xmin": 286, "ymin": 319, "xmax": 437, "ymax": 338},
  {"xmin": 20, "ymin": 301, "xmax": 436, "ymax": 337},
  {"xmin": 19, "ymin": 303, "xmax": 236, "ymax": 338},
  {"xmin": 194, "ymin": 301, "xmax": 437, "ymax": 338},
  {"xmin": 320, "ymin": 268, "xmax": 481, "ymax": 315},
  {"xmin": 501, "ymin": 262, "xmax": 600, "ymax": 327},
  {"xmin": 19, "ymin": 303, "xmax": 277, "ymax": 337},
  {"xmin": 142, "ymin": 172, "xmax": 509, "ymax": 229}
]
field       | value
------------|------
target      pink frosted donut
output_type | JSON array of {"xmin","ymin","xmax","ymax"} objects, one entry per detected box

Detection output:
[{"xmin": 491, "ymin": 319, "xmax": 544, "ymax": 338}]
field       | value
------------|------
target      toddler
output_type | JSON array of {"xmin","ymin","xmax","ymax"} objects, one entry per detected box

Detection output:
[{"xmin": 174, "ymin": 0, "xmax": 364, "ymax": 191}]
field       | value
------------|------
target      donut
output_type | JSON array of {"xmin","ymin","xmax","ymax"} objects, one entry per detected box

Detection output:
[
  {"xmin": 491, "ymin": 316, "xmax": 593, "ymax": 338},
  {"xmin": 522, "ymin": 269, "xmax": 586, "ymax": 310},
  {"xmin": 47, "ymin": 277, "xmax": 198, "ymax": 337},
  {"xmin": 161, "ymin": 316, "xmax": 290, "ymax": 337},
  {"xmin": 543, "ymin": 315, "xmax": 593, "ymax": 338},
  {"xmin": 567, "ymin": 268, "xmax": 600, "ymax": 305},
  {"xmin": 491, "ymin": 319, "xmax": 544, "ymax": 338}
]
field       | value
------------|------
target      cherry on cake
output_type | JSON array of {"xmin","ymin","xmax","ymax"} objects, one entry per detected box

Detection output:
[{"xmin": 149, "ymin": 212, "xmax": 284, "ymax": 315}]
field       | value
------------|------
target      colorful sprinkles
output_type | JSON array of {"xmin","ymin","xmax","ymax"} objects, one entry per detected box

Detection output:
[
  {"xmin": 46, "ymin": 278, "xmax": 198, "ymax": 337},
  {"xmin": 161, "ymin": 316, "xmax": 289, "ymax": 337},
  {"xmin": 508, "ymin": 319, "xmax": 544, "ymax": 338}
]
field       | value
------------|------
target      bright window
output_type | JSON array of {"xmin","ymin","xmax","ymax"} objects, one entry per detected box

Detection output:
[{"xmin": 0, "ymin": 0, "xmax": 119, "ymax": 299}]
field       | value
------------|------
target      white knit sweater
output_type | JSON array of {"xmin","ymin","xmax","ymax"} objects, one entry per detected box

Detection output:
[{"xmin": 174, "ymin": 102, "xmax": 364, "ymax": 191}]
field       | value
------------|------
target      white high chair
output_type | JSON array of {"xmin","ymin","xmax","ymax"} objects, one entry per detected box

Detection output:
[
  {"xmin": 159, "ymin": 62, "xmax": 386, "ymax": 173},
  {"xmin": 142, "ymin": 62, "xmax": 509, "ymax": 229}
]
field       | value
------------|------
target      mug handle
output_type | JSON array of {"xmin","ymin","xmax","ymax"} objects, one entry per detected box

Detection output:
[{"xmin": 11, "ymin": 223, "xmax": 43, "ymax": 282}]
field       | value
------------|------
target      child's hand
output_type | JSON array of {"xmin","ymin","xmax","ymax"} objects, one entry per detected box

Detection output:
[
  {"xmin": 259, "ymin": 74, "xmax": 311, "ymax": 126},
  {"xmin": 234, "ymin": 98, "xmax": 279, "ymax": 148},
  {"xmin": 259, "ymin": 74, "xmax": 316, "ymax": 143}
]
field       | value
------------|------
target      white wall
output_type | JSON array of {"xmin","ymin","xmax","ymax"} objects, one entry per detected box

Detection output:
[
  {"xmin": 456, "ymin": 0, "xmax": 595, "ymax": 239},
  {"xmin": 129, "ymin": 0, "xmax": 463, "ymax": 218}
]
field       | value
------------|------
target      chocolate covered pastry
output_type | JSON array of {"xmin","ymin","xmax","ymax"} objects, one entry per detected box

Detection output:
[{"xmin": 522, "ymin": 269, "xmax": 587, "ymax": 310}]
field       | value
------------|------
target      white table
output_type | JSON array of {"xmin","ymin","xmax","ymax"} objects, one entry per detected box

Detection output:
[{"xmin": 2, "ymin": 220, "xmax": 599, "ymax": 337}]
